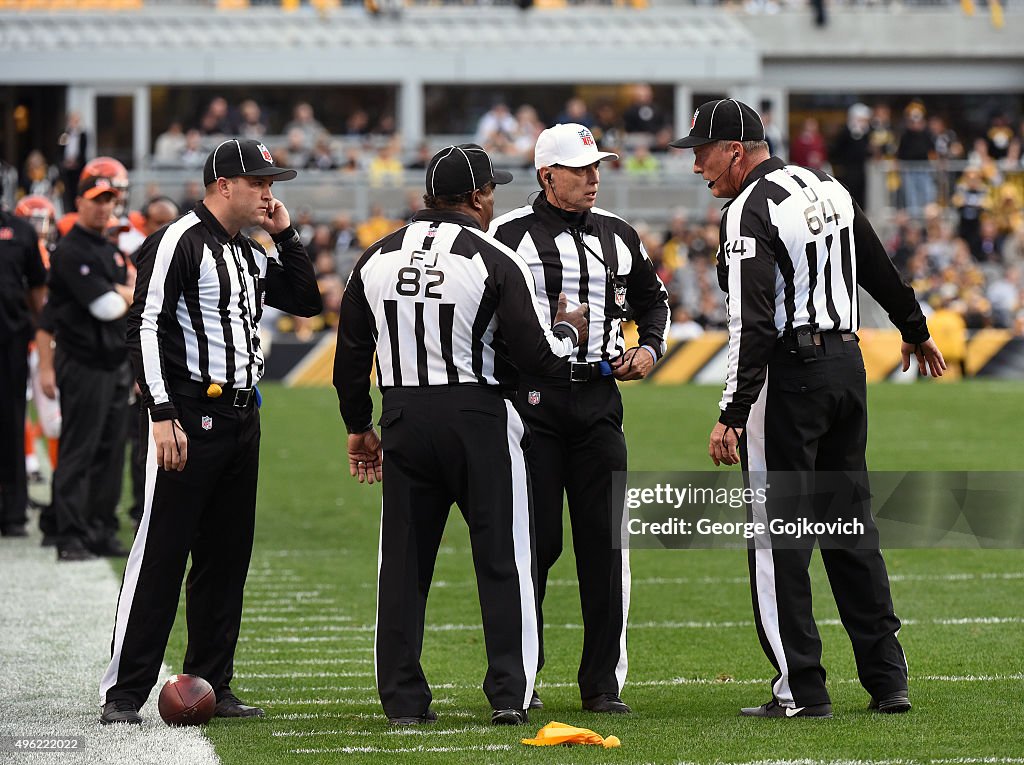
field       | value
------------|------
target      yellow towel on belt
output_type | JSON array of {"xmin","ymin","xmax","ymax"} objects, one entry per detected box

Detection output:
[{"xmin": 521, "ymin": 721, "xmax": 621, "ymax": 748}]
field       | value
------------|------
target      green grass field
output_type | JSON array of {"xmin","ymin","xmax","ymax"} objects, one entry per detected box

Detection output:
[{"xmin": 131, "ymin": 381, "xmax": 1024, "ymax": 764}]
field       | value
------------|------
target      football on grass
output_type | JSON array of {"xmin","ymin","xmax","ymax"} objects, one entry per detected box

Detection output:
[{"xmin": 158, "ymin": 674, "xmax": 216, "ymax": 726}]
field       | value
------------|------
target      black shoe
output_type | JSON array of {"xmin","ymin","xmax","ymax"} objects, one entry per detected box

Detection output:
[
  {"xmin": 1, "ymin": 523, "xmax": 28, "ymax": 537},
  {"xmin": 100, "ymin": 700, "xmax": 142, "ymax": 725},
  {"xmin": 388, "ymin": 709, "xmax": 437, "ymax": 726},
  {"xmin": 528, "ymin": 691, "xmax": 543, "ymax": 710},
  {"xmin": 214, "ymin": 691, "xmax": 265, "ymax": 718},
  {"xmin": 41, "ymin": 534, "xmax": 59, "ymax": 547},
  {"xmin": 869, "ymin": 691, "xmax": 911, "ymax": 714},
  {"xmin": 57, "ymin": 538, "xmax": 96, "ymax": 562},
  {"xmin": 88, "ymin": 535, "xmax": 129, "ymax": 557},
  {"xmin": 740, "ymin": 699, "xmax": 832, "ymax": 718},
  {"xmin": 582, "ymin": 693, "xmax": 632, "ymax": 714},
  {"xmin": 491, "ymin": 708, "xmax": 527, "ymax": 725}
]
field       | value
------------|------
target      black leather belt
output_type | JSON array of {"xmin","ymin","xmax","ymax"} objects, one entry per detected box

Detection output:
[
  {"xmin": 168, "ymin": 379, "xmax": 255, "ymax": 408},
  {"xmin": 565, "ymin": 359, "xmax": 613, "ymax": 382},
  {"xmin": 779, "ymin": 331, "xmax": 857, "ymax": 350}
]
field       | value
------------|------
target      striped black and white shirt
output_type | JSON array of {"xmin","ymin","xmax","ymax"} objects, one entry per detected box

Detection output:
[
  {"xmin": 716, "ymin": 156, "xmax": 929, "ymax": 427},
  {"xmin": 334, "ymin": 209, "xmax": 578, "ymax": 434},
  {"xmin": 489, "ymin": 196, "xmax": 670, "ymax": 366},
  {"xmin": 128, "ymin": 201, "xmax": 321, "ymax": 422}
]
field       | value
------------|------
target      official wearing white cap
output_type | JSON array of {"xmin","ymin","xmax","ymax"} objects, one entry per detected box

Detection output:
[{"xmin": 489, "ymin": 124, "xmax": 671, "ymax": 715}]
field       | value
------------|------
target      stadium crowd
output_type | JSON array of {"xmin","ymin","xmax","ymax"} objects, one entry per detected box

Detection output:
[{"xmin": 6, "ymin": 94, "xmax": 1024, "ymax": 350}]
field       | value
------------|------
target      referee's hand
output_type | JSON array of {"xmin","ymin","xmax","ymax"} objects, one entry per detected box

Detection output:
[
  {"xmin": 553, "ymin": 292, "xmax": 590, "ymax": 347},
  {"xmin": 153, "ymin": 419, "xmax": 188, "ymax": 472},
  {"xmin": 901, "ymin": 338, "xmax": 947, "ymax": 378},
  {"xmin": 709, "ymin": 421, "xmax": 742, "ymax": 467},
  {"xmin": 348, "ymin": 428, "xmax": 383, "ymax": 485}
]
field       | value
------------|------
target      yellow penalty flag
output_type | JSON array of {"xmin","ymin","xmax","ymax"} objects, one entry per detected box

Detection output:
[{"xmin": 521, "ymin": 721, "xmax": 622, "ymax": 748}]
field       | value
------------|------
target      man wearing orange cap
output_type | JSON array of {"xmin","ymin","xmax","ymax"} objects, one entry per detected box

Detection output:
[{"xmin": 46, "ymin": 175, "xmax": 134, "ymax": 561}]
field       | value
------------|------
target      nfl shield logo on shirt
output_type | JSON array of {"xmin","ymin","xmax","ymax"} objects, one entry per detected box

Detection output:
[
  {"xmin": 527, "ymin": 390, "xmax": 541, "ymax": 406},
  {"xmin": 614, "ymin": 284, "xmax": 627, "ymax": 308},
  {"xmin": 201, "ymin": 415, "xmax": 213, "ymax": 431}
]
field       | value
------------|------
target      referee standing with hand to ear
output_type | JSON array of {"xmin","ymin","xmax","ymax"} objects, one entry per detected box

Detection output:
[
  {"xmin": 99, "ymin": 139, "xmax": 321, "ymax": 725},
  {"xmin": 489, "ymin": 123, "xmax": 670, "ymax": 715},
  {"xmin": 671, "ymin": 99, "xmax": 945, "ymax": 719}
]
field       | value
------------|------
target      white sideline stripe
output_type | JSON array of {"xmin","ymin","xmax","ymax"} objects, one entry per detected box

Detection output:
[
  {"xmin": 429, "ymin": 571, "xmax": 1024, "ymax": 588},
  {"xmin": 237, "ymin": 616, "xmax": 1024, "ymax": 640},
  {"xmin": 273, "ymin": 711, "xmax": 476, "ymax": 721},
  {"xmin": 243, "ymin": 655, "xmax": 371, "ymax": 663},
  {"xmin": 273, "ymin": 727, "xmax": 492, "ymax": 737},
  {"xmin": 0, "ymin": 529, "xmax": 219, "ymax": 765},
  {"xmin": 243, "ymin": 614, "xmax": 354, "ymax": 623},
  {"xmin": 241, "ymin": 670, "xmax": 376, "ymax": 679},
  {"xmin": 291, "ymin": 744, "xmax": 513, "ymax": 754}
]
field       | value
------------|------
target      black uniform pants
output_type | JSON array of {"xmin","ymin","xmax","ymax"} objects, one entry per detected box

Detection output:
[
  {"xmin": 100, "ymin": 394, "xmax": 260, "ymax": 709},
  {"xmin": 0, "ymin": 337, "xmax": 30, "ymax": 530},
  {"xmin": 514, "ymin": 375, "xmax": 629, "ymax": 700},
  {"xmin": 376, "ymin": 386, "xmax": 538, "ymax": 718},
  {"xmin": 740, "ymin": 335, "xmax": 907, "ymax": 707},
  {"xmin": 51, "ymin": 351, "xmax": 129, "ymax": 545}
]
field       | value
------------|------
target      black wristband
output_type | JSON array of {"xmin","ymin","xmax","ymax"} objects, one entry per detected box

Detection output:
[{"xmin": 272, "ymin": 226, "xmax": 300, "ymax": 248}]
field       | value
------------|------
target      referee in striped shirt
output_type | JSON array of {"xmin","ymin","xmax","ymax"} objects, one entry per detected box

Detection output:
[
  {"xmin": 334, "ymin": 144, "xmax": 589, "ymax": 726},
  {"xmin": 489, "ymin": 123, "xmax": 670, "ymax": 715},
  {"xmin": 99, "ymin": 139, "xmax": 322, "ymax": 725},
  {"xmin": 672, "ymin": 100, "xmax": 945, "ymax": 719}
]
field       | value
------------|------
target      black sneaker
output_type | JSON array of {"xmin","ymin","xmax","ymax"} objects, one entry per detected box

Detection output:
[
  {"xmin": 57, "ymin": 538, "xmax": 96, "ymax": 562},
  {"xmin": 491, "ymin": 708, "xmax": 528, "ymax": 725},
  {"xmin": 100, "ymin": 700, "xmax": 142, "ymax": 725},
  {"xmin": 869, "ymin": 691, "xmax": 911, "ymax": 714},
  {"xmin": 740, "ymin": 699, "xmax": 832, "ymax": 718},
  {"xmin": 388, "ymin": 709, "xmax": 437, "ymax": 726},
  {"xmin": 582, "ymin": 693, "xmax": 632, "ymax": 714},
  {"xmin": 214, "ymin": 690, "xmax": 265, "ymax": 718},
  {"xmin": 528, "ymin": 691, "xmax": 543, "ymax": 710},
  {"xmin": 1, "ymin": 523, "xmax": 28, "ymax": 537}
]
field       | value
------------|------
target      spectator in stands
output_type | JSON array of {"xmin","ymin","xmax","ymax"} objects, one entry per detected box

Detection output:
[
  {"xmin": 285, "ymin": 127, "xmax": 312, "ymax": 169},
  {"xmin": 789, "ymin": 117, "xmax": 828, "ymax": 170},
  {"xmin": 178, "ymin": 180, "xmax": 202, "ymax": 214},
  {"xmin": 869, "ymin": 103, "xmax": 897, "ymax": 160},
  {"xmin": 285, "ymin": 102, "xmax": 327, "ymax": 149},
  {"xmin": 985, "ymin": 112, "xmax": 1016, "ymax": 161},
  {"xmin": 512, "ymin": 105, "xmax": 546, "ymax": 165},
  {"xmin": 622, "ymin": 83, "xmax": 665, "ymax": 135},
  {"xmin": 198, "ymin": 96, "xmax": 236, "ymax": 136},
  {"xmin": 406, "ymin": 142, "xmax": 432, "ymax": 170},
  {"xmin": 556, "ymin": 97, "xmax": 594, "ymax": 130},
  {"xmin": 952, "ymin": 167, "xmax": 990, "ymax": 252},
  {"xmin": 19, "ymin": 151, "xmax": 59, "ymax": 200},
  {"xmin": 650, "ymin": 126, "xmax": 676, "ymax": 155},
  {"xmin": 973, "ymin": 216, "xmax": 1004, "ymax": 263},
  {"xmin": 399, "ymin": 189, "xmax": 424, "ymax": 222},
  {"xmin": 760, "ymin": 102, "xmax": 786, "ymax": 160},
  {"xmin": 344, "ymin": 109, "xmax": 371, "ymax": 138},
  {"xmin": 153, "ymin": 121, "xmax": 187, "ymax": 167},
  {"xmin": 668, "ymin": 307, "xmax": 704, "ymax": 341},
  {"xmin": 308, "ymin": 134, "xmax": 338, "ymax": 170},
  {"xmin": 57, "ymin": 111, "xmax": 87, "ymax": 213},
  {"xmin": 896, "ymin": 101, "xmax": 937, "ymax": 218},
  {"xmin": 986, "ymin": 266, "xmax": 1020, "ymax": 328},
  {"xmin": 238, "ymin": 100, "xmax": 268, "ymax": 140},
  {"xmin": 340, "ymin": 147, "xmax": 363, "ymax": 176},
  {"xmin": 356, "ymin": 204, "xmax": 401, "ymax": 250},
  {"xmin": 830, "ymin": 103, "xmax": 872, "ymax": 209},
  {"xmin": 373, "ymin": 113, "xmax": 397, "ymax": 137},
  {"xmin": 624, "ymin": 142, "xmax": 660, "ymax": 177},
  {"xmin": 929, "ymin": 114, "xmax": 963, "ymax": 206},
  {"xmin": 332, "ymin": 212, "xmax": 358, "ymax": 274},
  {"xmin": 181, "ymin": 130, "xmax": 207, "ymax": 170},
  {"xmin": 368, "ymin": 142, "xmax": 404, "ymax": 187},
  {"xmin": 475, "ymin": 102, "xmax": 518, "ymax": 148},
  {"xmin": 591, "ymin": 102, "xmax": 623, "ymax": 153}
]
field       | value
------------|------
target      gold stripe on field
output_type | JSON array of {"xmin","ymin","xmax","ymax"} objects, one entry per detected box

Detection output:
[
  {"xmin": 650, "ymin": 334, "xmax": 728, "ymax": 384},
  {"xmin": 966, "ymin": 329, "xmax": 1012, "ymax": 376}
]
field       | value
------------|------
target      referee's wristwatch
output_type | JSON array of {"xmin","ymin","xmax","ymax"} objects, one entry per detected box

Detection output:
[{"xmin": 272, "ymin": 226, "xmax": 301, "ymax": 250}]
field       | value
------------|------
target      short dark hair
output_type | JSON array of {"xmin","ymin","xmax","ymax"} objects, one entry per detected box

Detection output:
[
  {"xmin": 143, "ymin": 195, "xmax": 179, "ymax": 219},
  {"xmin": 423, "ymin": 182, "xmax": 494, "ymax": 211}
]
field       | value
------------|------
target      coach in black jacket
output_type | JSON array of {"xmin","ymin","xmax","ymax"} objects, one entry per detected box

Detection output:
[
  {"xmin": 490, "ymin": 123, "xmax": 670, "ymax": 715},
  {"xmin": 672, "ymin": 99, "xmax": 945, "ymax": 719},
  {"xmin": 99, "ymin": 139, "xmax": 321, "ymax": 726}
]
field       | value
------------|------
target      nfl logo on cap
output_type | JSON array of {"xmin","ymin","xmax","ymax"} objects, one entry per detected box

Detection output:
[{"xmin": 257, "ymin": 143, "xmax": 273, "ymax": 162}]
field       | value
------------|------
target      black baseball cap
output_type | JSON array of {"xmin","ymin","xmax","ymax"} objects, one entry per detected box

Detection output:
[
  {"xmin": 203, "ymin": 139, "xmax": 298, "ymax": 187},
  {"xmin": 425, "ymin": 144, "xmax": 513, "ymax": 196},
  {"xmin": 669, "ymin": 99, "xmax": 765, "ymax": 149}
]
